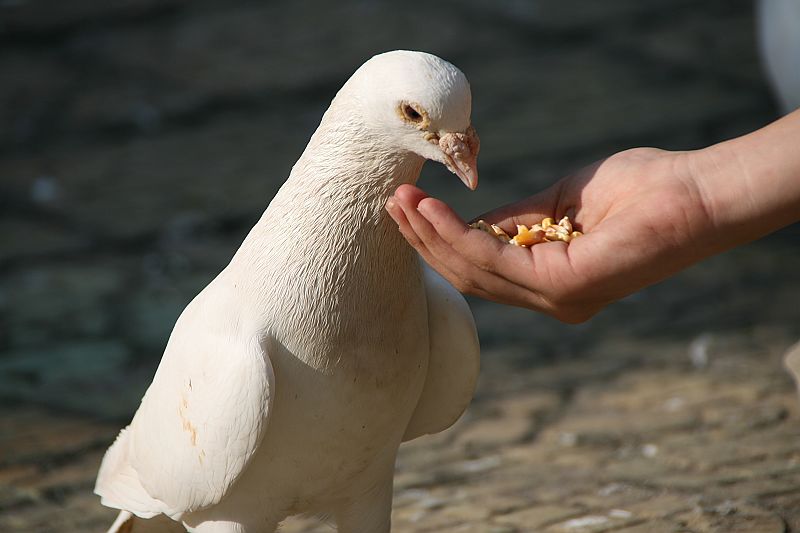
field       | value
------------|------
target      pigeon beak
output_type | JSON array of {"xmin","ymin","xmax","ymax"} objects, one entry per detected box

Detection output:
[
  {"xmin": 438, "ymin": 126, "xmax": 480, "ymax": 190},
  {"xmin": 443, "ymin": 151, "xmax": 479, "ymax": 190}
]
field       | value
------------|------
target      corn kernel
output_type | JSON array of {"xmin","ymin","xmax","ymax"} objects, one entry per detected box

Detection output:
[
  {"xmin": 469, "ymin": 220, "xmax": 511, "ymax": 243},
  {"xmin": 491, "ymin": 224, "xmax": 511, "ymax": 241},
  {"xmin": 544, "ymin": 224, "xmax": 569, "ymax": 241},
  {"xmin": 510, "ymin": 225, "xmax": 545, "ymax": 247}
]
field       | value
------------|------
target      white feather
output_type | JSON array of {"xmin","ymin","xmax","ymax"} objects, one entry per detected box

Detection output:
[{"xmin": 95, "ymin": 50, "xmax": 480, "ymax": 533}]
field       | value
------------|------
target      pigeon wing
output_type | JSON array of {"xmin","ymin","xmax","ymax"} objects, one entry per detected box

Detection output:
[
  {"xmin": 95, "ymin": 280, "xmax": 274, "ymax": 519},
  {"xmin": 403, "ymin": 263, "xmax": 480, "ymax": 441}
]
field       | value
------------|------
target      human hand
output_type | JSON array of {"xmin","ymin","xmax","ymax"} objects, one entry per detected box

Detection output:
[{"xmin": 386, "ymin": 147, "xmax": 716, "ymax": 322}]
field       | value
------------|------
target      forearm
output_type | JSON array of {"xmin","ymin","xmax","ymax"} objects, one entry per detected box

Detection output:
[{"xmin": 692, "ymin": 109, "xmax": 800, "ymax": 251}]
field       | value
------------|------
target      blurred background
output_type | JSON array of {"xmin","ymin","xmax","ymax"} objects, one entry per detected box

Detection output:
[{"xmin": 1, "ymin": 0, "xmax": 799, "ymax": 531}]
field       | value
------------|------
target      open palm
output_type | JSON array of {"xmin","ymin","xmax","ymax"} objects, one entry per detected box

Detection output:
[{"xmin": 386, "ymin": 148, "xmax": 713, "ymax": 322}]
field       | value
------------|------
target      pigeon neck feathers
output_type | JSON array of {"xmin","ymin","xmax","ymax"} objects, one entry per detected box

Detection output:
[
  {"xmin": 236, "ymin": 94, "xmax": 427, "ymax": 346},
  {"xmin": 295, "ymin": 99, "xmax": 425, "ymax": 217},
  {"xmin": 235, "ymin": 51, "xmax": 474, "ymax": 345}
]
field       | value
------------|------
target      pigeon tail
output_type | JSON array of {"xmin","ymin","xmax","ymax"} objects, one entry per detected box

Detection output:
[{"xmin": 95, "ymin": 428, "xmax": 172, "ymax": 520}]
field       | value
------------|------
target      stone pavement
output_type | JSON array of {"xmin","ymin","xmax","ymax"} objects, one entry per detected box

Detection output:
[{"xmin": 1, "ymin": 0, "xmax": 799, "ymax": 531}]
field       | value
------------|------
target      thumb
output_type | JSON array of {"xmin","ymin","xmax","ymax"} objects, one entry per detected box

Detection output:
[{"xmin": 473, "ymin": 181, "xmax": 563, "ymax": 233}]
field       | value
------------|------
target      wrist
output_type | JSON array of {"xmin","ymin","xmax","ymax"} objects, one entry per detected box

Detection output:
[{"xmin": 685, "ymin": 112, "xmax": 800, "ymax": 250}]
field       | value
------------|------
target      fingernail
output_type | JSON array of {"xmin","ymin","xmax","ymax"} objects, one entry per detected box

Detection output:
[{"xmin": 385, "ymin": 197, "xmax": 396, "ymax": 211}]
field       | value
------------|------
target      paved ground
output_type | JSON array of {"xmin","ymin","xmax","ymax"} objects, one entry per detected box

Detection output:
[{"xmin": 1, "ymin": 0, "xmax": 799, "ymax": 531}]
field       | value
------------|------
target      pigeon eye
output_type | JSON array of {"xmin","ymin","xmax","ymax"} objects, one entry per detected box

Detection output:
[{"xmin": 400, "ymin": 103, "xmax": 424, "ymax": 123}]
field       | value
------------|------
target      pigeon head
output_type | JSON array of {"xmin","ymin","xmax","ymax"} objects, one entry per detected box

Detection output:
[{"xmin": 345, "ymin": 50, "xmax": 480, "ymax": 190}]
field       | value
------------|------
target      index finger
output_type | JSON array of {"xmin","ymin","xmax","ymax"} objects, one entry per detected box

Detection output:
[{"xmin": 417, "ymin": 196, "xmax": 576, "ymax": 291}]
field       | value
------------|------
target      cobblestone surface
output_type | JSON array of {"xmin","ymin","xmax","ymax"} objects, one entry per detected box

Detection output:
[{"xmin": 1, "ymin": 0, "xmax": 799, "ymax": 532}]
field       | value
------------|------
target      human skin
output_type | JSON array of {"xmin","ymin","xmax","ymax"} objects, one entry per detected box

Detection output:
[{"xmin": 386, "ymin": 109, "xmax": 800, "ymax": 323}]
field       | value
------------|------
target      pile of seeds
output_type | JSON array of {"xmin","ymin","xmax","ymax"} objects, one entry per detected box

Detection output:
[{"xmin": 470, "ymin": 216, "xmax": 582, "ymax": 247}]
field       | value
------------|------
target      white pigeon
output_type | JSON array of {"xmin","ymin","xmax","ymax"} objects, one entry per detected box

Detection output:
[
  {"xmin": 757, "ymin": 0, "xmax": 800, "ymax": 113},
  {"xmin": 95, "ymin": 50, "xmax": 481, "ymax": 533}
]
